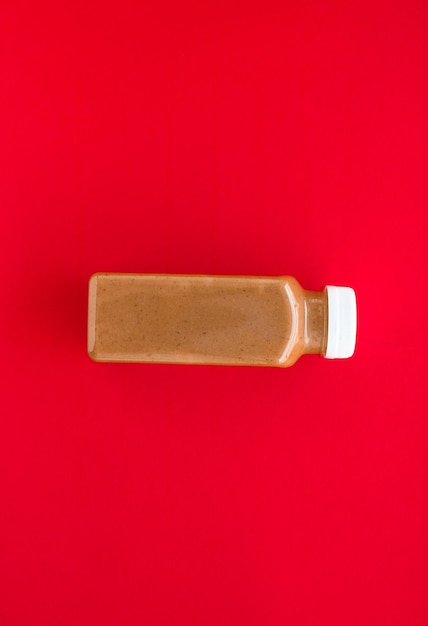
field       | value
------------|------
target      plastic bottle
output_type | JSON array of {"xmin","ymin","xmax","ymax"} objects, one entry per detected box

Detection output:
[{"xmin": 88, "ymin": 273, "xmax": 357, "ymax": 366}]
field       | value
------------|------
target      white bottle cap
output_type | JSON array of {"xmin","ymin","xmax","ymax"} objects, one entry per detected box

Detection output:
[{"xmin": 325, "ymin": 286, "xmax": 357, "ymax": 359}]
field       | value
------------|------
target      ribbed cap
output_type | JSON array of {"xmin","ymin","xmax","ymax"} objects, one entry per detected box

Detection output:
[{"xmin": 325, "ymin": 286, "xmax": 357, "ymax": 359}]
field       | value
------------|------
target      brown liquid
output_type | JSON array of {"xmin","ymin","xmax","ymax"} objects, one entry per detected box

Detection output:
[{"xmin": 88, "ymin": 274, "xmax": 327, "ymax": 367}]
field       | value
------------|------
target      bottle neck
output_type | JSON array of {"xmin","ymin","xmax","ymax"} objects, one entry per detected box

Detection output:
[{"xmin": 303, "ymin": 290, "xmax": 328, "ymax": 355}]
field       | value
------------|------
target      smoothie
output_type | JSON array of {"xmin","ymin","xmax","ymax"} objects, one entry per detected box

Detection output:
[{"xmin": 88, "ymin": 273, "xmax": 356, "ymax": 366}]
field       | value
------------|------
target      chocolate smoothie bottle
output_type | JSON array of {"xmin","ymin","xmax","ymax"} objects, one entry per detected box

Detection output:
[{"xmin": 88, "ymin": 274, "xmax": 357, "ymax": 366}]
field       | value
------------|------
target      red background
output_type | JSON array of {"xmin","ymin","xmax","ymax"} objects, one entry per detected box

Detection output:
[{"xmin": 1, "ymin": 1, "xmax": 427, "ymax": 624}]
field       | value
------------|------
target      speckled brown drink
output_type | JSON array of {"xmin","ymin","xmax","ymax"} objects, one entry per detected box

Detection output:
[{"xmin": 88, "ymin": 274, "xmax": 356, "ymax": 366}]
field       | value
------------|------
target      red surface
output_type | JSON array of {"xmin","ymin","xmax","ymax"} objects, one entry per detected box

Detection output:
[{"xmin": 1, "ymin": 1, "xmax": 427, "ymax": 624}]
